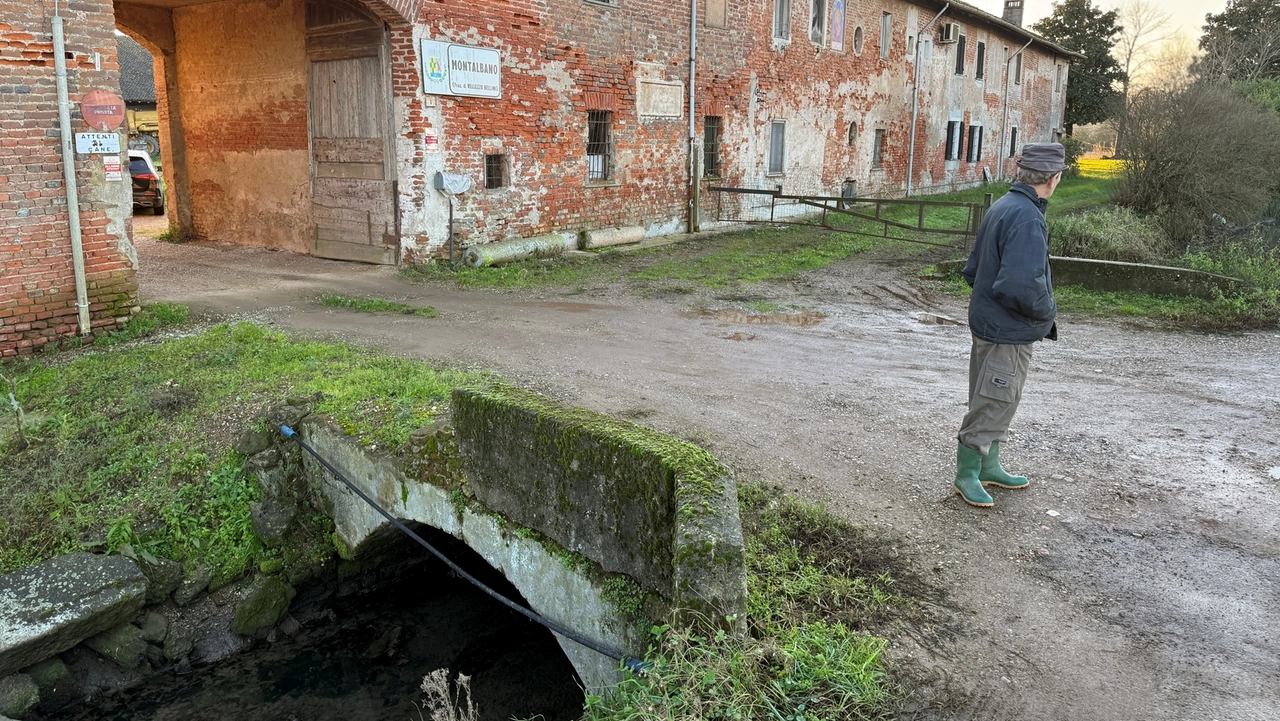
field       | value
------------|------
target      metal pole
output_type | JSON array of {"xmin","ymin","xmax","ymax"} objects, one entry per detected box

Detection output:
[
  {"xmin": 905, "ymin": 3, "xmax": 949, "ymax": 198},
  {"xmin": 447, "ymin": 195, "xmax": 454, "ymax": 270},
  {"xmin": 52, "ymin": 14, "xmax": 91, "ymax": 336},
  {"xmin": 1000, "ymin": 39, "xmax": 1034, "ymax": 182},
  {"xmin": 688, "ymin": 0, "xmax": 698, "ymax": 233}
]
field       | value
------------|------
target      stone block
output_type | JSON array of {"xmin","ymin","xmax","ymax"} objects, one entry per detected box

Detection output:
[
  {"xmin": 267, "ymin": 403, "xmax": 310, "ymax": 434},
  {"xmin": 451, "ymin": 384, "xmax": 746, "ymax": 622},
  {"xmin": 84, "ymin": 623, "xmax": 146, "ymax": 669},
  {"xmin": 173, "ymin": 563, "xmax": 211, "ymax": 607},
  {"xmin": 250, "ymin": 498, "xmax": 297, "ymax": 547},
  {"xmin": 138, "ymin": 612, "xmax": 169, "ymax": 644},
  {"xmin": 232, "ymin": 576, "xmax": 296, "ymax": 637},
  {"xmin": 0, "ymin": 674, "xmax": 37, "ymax": 719},
  {"xmin": 162, "ymin": 620, "xmax": 203, "ymax": 662},
  {"xmin": 233, "ymin": 428, "xmax": 272, "ymax": 456},
  {"xmin": 20, "ymin": 658, "xmax": 76, "ymax": 712},
  {"xmin": 139, "ymin": 557, "xmax": 182, "ymax": 604},
  {"xmin": 0, "ymin": 553, "xmax": 147, "ymax": 677},
  {"xmin": 247, "ymin": 449, "xmax": 290, "ymax": 499}
]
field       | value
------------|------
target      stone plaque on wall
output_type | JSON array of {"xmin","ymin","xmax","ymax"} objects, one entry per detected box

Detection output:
[{"xmin": 636, "ymin": 80, "xmax": 684, "ymax": 119}]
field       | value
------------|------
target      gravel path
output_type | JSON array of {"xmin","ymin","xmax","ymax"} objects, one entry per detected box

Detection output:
[{"xmin": 136, "ymin": 234, "xmax": 1280, "ymax": 721}]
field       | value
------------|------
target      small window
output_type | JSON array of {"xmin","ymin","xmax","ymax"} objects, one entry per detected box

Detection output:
[
  {"xmin": 1009, "ymin": 126, "xmax": 1019, "ymax": 158},
  {"xmin": 872, "ymin": 129, "xmax": 885, "ymax": 168},
  {"xmin": 847, "ymin": 121, "xmax": 857, "ymax": 147},
  {"xmin": 1056, "ymin": 63, "xmax": 1063, "ymax": 92},
  {"xmin": 810, "ymin": 0, "xmax": 826, "ymax": 45},
  {"xmin": 1014, "ymin": 52, "xmax": 1022, "ymax": 84},
  {"xmin": 879, "ymin": 13, "xmax": 891, "ymax": 59},
  {"xmin": 773, "ymin": 0, "xmax": 791, "ymax": 40},
  {"xmin": 703, "ymin": 116, "xmax": 722, "ymax": 177},
  {"xmin": 768, "ymin": 120, "xmax": 786, "ymax": 174},
  {"xmin": 955, "ymin": 34, "xmax": 966, "ymax": 75},
  {"xmin": 945, "ymin": 120, "xmax": 964, "ymax": 161},
  {"xmin": 967, "ymin": 126, "xmax": 983, "ymax": 163},
  {"xmin": 907, "ymin": 34, "xmax": 915, "ymax": 56},
  {"xmin": 587, "ymin": 111, "xmax": 613, "ymax": 182},
  {"xmin": 976, "ymin": 42, "xmax": 986, "ymax": 80},
  {"xmin": 853, "ymin": 26, "xmax": 864, "ymax": 54},
  {"xmin": 706, "ymin": 0, "xmax": 727, "ymax": 28},
  {"xmin": 484, "ymin": 154, "xmax": 507, "ymax": 189}
]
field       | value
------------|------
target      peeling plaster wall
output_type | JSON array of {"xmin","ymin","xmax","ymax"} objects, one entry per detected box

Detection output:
[{"xmin": 173, "ymin": 0, "xmax": 311, "ymax": 252}]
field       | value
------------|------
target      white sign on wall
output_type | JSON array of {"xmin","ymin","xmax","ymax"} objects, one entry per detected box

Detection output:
[
  {"xmin": 75, "ymin": 132, "xmax": 119, "ymax": 154},
  {"xmin": 420, "ymin": 40, "xmax": 502, "ymax": 99}
]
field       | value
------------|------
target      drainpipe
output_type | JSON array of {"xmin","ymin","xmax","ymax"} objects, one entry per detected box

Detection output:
[
  {"xmin": 999, "ymin": 39, "xmax": 1033, "ymax": 182},
  {"xmin": 688, "ymin": 0, "xmax": 698, "ymax": 233},
  {"xmin": 905, "ymin": 3, "xmax": 949, "ymax": 198},
  {"xmin": 52, "ymin": 9, "xmax": 91, "ymax": 336}
]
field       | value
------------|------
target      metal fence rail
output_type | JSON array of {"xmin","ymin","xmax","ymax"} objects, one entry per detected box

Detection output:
[{"xmin": 710, "ymin": 186, "xmax": 990, "ymax": 250}]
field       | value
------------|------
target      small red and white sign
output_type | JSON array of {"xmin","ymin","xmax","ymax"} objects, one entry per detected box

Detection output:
[
  {"xmin": 424, "ymin": 128, "xmax": 440, "ymax": 153},
  {"xmin": 103, "ymin": 156, "xmax": 122, "ymax": 181},
  {"xmin": 80, "ymin": 89, "xmax": 126, "ymax": 131}
]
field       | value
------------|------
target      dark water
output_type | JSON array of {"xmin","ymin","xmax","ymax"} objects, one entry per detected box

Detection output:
[{"xmin": 44, "ymin": 532, "xmax": 585, "ymax": 721}]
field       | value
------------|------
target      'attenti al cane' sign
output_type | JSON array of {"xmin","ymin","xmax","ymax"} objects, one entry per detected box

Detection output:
[{"xmin": 420, "ymin": 40, "xmax": 501, "ymax": 99}]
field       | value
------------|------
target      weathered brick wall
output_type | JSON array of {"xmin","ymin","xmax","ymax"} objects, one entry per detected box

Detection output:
[
  {"xmin": 171, "ymin": 0, "xmax": 311, "ymax": 252},
  {"xmin": 398, "ymin": 0, "xmax": 1073, "ymax": 257},
  {"xmin": 1, "ymin": 0, "xmax": 138, "ymax": 357}
]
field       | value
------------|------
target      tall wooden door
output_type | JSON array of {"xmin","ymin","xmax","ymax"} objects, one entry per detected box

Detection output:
[{"xmin": 306, "ymin": 0, "xmax": 397, "ymax": 264}]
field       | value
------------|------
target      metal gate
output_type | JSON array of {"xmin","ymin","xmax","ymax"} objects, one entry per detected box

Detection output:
[{"xmin": 710, "ymin": 186, "xmax": 990, "ymax": 250}]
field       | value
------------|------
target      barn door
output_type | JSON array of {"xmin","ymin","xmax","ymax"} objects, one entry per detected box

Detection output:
[{"xmin": 306, "ymin": 0, "xmax": 397, "ymax": 264}]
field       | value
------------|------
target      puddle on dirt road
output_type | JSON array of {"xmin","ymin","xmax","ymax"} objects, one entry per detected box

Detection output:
[
  {"xmin": 515, "ymin": 301, "xmax": 624, "ymax": 313},
  {"xmin": 721, "ymin": 332, "xmax": 757, "ymax": 341},
  {"xmin": 684, "ymin": 309, "xmax": 827, "ymax": 327},
  {"xmin": 41, "ymin": 537, "xmax": 583, "ymax": 721}
]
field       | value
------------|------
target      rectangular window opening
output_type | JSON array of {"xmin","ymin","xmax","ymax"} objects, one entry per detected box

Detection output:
[
  {"xmin": 1009, "ymin": 127, "xmax": 1019, "ymax": 158},
  {"xmin": 706, "ymin": 0, "xmax": 727, "ymax": 28},
  {"xmin": 1056, "ymin": 64, "xmax": 1063, "ymax": 92},
  {"xmin": 1014, "ymin": 52, "xmax": 1022, "ymax": 84},
  {"xmin": 768, "ymin": 120, "xmax": 786, "ymax": 174},
  {"xmin": 587, "ymin": 111, "xmax": 613, "ymax": 182},
  {"xmin": 955, "ymin": 35, "xmax": 966, "ymax": 75},
  {"xmin": 774, "ymin": 0, "xmax": 791, "ymax": 40},
  {"xmin": 484, "ymin": 154, "xmax": 507, "ymax": 189},
  {"xmin": 880, "ymin": 12, "xmax": 891, "ymax": 59},
  {"xmin": 810, "ymin": 0, "xmax": 826, "ymax": 44},
  {"xmin": 946, "ymin": 120, "xmax": 965, "ymax": 161},
  {"xmin": 703, "ymin": 116, "xmax": 723, "ymax": 177},
  {"xmin": 967, "ymin": 126, "xmax": 983, "ymax": 163},
  {"xmin": 976, "ymin": 42, "xmax": 986, "ymax": 80},
  {"xmin": 872, "ymin": 128, "xmax": 886, "ymax": 168}
]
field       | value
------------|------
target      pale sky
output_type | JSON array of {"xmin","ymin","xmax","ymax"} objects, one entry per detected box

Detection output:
[{"xmin": 969, "ymin": 0, "xmax": 1229, "ymax": 39}]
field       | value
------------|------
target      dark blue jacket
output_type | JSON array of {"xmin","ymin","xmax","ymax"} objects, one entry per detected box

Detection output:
[{"xmin": 962, "ymin": 183, "xmax": 1057, "ymax": 344}]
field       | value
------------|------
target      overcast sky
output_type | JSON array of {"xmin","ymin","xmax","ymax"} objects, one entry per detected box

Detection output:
[{"xmin": 969, "ymin": 0, "xmax": 1229, "ymax": 39}]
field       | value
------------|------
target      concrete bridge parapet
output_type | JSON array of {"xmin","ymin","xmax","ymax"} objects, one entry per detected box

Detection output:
[{"xmin": 293, "ymin": 382, "xmax": 748, "ymax": 690}]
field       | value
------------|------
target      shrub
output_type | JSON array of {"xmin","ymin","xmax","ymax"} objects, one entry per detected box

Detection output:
[
  {"xmin": 1048, "ymin": 206, "xmax": 1171, "ymax": 263},
  {"xmin": 1061, "ymin": 134, "xmax": 1086, "ymax": 178},
  {"xmin": 1114, "ymin": 82, "xmax": 1280, "ymax": 246}
]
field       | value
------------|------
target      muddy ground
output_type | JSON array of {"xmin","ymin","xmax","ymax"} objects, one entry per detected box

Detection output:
[{"xmin": 132, "ymin": 220, "xmax": 1280, "ymax": 721}]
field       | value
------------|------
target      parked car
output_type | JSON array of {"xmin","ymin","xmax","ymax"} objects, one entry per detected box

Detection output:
[{"xmin": 128, "ymin": 149, "xmax": 164, "ymax": 215}]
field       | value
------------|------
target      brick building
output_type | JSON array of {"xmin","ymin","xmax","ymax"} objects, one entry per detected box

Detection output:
[{"xmin": 2, "ymin": 0, "xmax": 1076, "ymax": 354}]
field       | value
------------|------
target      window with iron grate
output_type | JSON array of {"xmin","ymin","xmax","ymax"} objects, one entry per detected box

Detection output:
[
  {"xmin": 485, "ymin": 154, "xmax": 507, "ymax": 189},
  {"xmin": 587, "ymin": 111, "xmax": 613, "ymax": 182},
  {"xmin": 703, "ymin": 116, "xmax": 723, "ymax": 177}
]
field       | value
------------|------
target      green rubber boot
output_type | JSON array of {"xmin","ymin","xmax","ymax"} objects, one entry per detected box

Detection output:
[
  {"xmin": 979, "ymin": 441, "xmax": 1030, "ymax": 490},
  {"xmin": 954, "ymin": 443, "xmax": 993, "ymax": 508}
]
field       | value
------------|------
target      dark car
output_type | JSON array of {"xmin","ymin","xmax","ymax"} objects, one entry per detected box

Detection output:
[{"xmin": 129, "ymin": 149, "xmax": 164, "ymax": 215}]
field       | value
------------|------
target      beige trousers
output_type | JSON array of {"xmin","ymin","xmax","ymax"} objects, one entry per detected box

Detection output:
[{"xmin": 957, "ymin": 335, "xmax": 1034, "ymax": 456}]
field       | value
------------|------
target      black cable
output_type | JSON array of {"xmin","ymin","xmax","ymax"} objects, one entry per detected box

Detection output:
[{"xmin": 280, "ymin": 425, "xmax": 641, "ymax": 668}]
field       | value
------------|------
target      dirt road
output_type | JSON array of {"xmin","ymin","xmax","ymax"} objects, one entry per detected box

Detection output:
[{"xmin": 135, "ymin": 234, "xmax": 1280, "ymax": 720}]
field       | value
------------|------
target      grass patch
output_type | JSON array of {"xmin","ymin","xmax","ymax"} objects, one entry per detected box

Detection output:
[
  {"xmin": 321, "ymin": 294, "xmax": 439, "ymax": 318},
  {"xmin": 584, "ymin": 483, "xmax": 917, "ymax": 721},
  {"xmin": 1049, "ymin": 206, "xmax": 1171, "ymax": 263},
  {"xmin": 98, "ymin": 302, "xmax": 190, "ymax": 346},
  {"xmin": 0, "ymin": 323, "xmax": 483, "ymax": 578},
  {"xmin": 399, "ymin": 255, "xmax": 613, "ymax": 290}
]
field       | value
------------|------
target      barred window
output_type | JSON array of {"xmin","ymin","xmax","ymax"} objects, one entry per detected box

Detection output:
[
  {"xmin": 586, "ymin": 111, "xmax": 613, "ymax": 182},
  {"xmin": 703, "ymin": 116, "xmax": 723, "ymax": 177},
  {"xmin": 484, "ymin": 154, "xmax": 507, "ymax": 189}
]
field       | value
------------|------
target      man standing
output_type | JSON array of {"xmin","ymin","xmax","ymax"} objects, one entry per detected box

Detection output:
[{"xmin": 953, "ymin": 143, "xmax": 1067, "ymax": 508}]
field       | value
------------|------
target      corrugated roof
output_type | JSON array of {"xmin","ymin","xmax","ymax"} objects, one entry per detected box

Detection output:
[
  {"xmin": 914, "ymin": 1, "xmax": 1087, "ymax": 60},
  {"xmin": 117, "ymin": 35, "xmax": 157, "ymax": 103}
]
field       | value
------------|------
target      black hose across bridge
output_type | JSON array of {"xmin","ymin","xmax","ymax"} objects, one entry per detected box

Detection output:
[{"xmin": 280, "ymin": 425, "xmax": 645, "ymax": 672}]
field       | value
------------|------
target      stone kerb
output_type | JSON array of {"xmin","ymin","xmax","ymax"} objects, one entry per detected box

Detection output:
[{"xmin": 450, "ymin": 384, "xmax": 747, "ymax": 626}]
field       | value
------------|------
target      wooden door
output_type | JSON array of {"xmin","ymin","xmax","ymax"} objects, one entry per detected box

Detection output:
[{"xmin": 306, "ymin": 0, "xmax": 397, "ymax": 264}]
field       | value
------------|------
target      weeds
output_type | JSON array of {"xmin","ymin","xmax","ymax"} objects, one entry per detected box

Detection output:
[
  {"xmin": 321, "ymin": 294, "xmax": 439, "ymax": 318},
  {"xmin": 1048, "ymin": 206, "xmax": 1171, "ymax": 263},
  {"xmin": 417, "ymin": 669, "xmax": 478, "ymax": 721},
  {"xmin": 99, "ymin": 302, "xmax": 190, "ymax": 346}
]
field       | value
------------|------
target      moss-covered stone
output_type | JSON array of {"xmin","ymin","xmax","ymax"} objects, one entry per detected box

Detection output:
[
  {"xmin": 20, "ymin": 658, "xmax": 76, "ymax": 711},
  {"xmin": 84, "ymin": 623, "xmax": 146, "ymax": 669},
  {"xmin": 231, "ymin": 576, "xmax": 296, "ymax": 637},
  {"xmin": 0, "ymin": 674, "xmax": 38, "ymax": 719}
]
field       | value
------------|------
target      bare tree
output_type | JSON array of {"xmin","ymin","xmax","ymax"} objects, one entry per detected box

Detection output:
[
  {"xmin": 1141, "ymin": 33, "xmax": 1199, "ymax": 91},
  {"xmin": 1197, "ymin": 25, "xmax": 1280, "ymax": 83},
  {"xmin": 1114, "ymin": 0, "xmax": 1171, "ymax": 156}
]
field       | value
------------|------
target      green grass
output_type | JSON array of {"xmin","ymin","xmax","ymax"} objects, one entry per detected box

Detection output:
[
  {"xmin": 0, "ymin": 322, "xmax": 484, "ymax": 578},
  {"xmin": 583, "ymin": 483, "xmax": 911, "ymax": 721},
  {"xmin": 321, "ymin": 294, "xmax": 439, "ymax": 317},
  {"xmin": 399, "ymin": 256, "xmax": 613, "ymax": 290},
  {"xmin": 98, "ymin": 302, "xmax": 189, "ymax": 346}
]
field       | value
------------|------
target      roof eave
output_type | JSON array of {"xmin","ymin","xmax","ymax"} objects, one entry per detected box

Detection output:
[{"xmin": 914, "ymin": 0, "xmax": 1087, "ymax": 61}]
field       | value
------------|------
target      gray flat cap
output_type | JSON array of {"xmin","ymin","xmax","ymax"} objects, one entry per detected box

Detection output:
[{"xmin": 1017, "ymin": 142, "xmax": 1069, "ymax": 173}]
